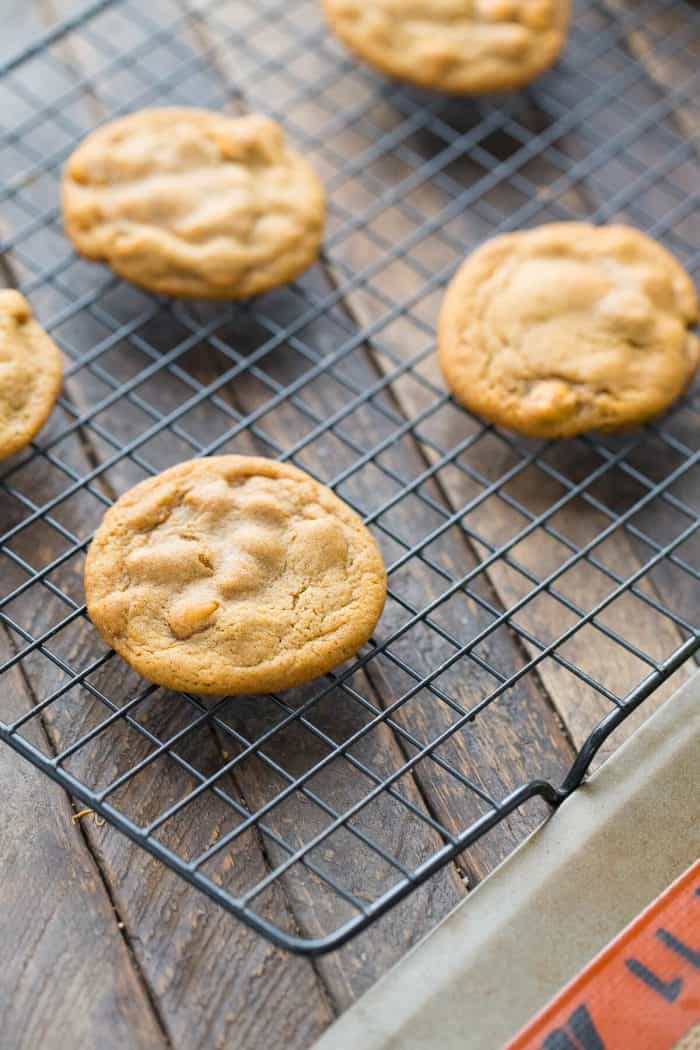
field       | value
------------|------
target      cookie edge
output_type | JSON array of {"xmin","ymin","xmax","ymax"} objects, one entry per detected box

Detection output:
[
  {"xmin": 84, "ymin": 455, "xmax": 387, "ymax": 694},
  {"xmin": 61, "ymin": 108, "xmax": 326, "ymax": 299},
  {"xmin": 0, "ymin": 291, "xmax": 63, "ymax": 460},
  {"xmin": 438, "ymin": 223, "xmax": 700, "ymax": 437}
]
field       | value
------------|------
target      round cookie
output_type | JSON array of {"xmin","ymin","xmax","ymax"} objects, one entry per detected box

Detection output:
[
  {"xmin": 0, "ymin": 290, "xmax": 63, "ymax": 460},
  {"xmin": 438, "ymin": 223, "xmax": 699, "ymax": 437},
  {"xmin": 62, "ymin": 109, "xmax": 326, "ymax": 298},
  {"xmin": 85, "ymin": 456, "xmax": 387, "ymax": 694},
  {"xmin": 321, "ymin": 0, "xmax": 570, "ymax": 94}
]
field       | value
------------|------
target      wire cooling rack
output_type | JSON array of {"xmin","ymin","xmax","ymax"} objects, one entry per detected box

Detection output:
[{"xmin": 0, "ymin": 0, "xmax": 698, "ymax": 955}]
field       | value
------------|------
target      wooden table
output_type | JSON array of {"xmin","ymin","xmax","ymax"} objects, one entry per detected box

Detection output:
[{"xmin": 1, "ymin": 2, "xmax": 697, "ymax": 1048}]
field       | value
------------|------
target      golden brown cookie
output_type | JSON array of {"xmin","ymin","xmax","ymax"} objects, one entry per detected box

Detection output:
[
  {"xmin": 0, "ymin": 290, "xmax": 63, "ymax": 460},
  {"xmin": 321, "ymin": 0, "xmax": 570, "ymax": 94},
  {"xmin": 62, "ymin": 109, "xmax": 326, "ymax": 298},
  {"xmin": 438, "ymin": 223, "xmax": 699, "ymax": 437},
  {"xmin": 85, "ymin": 456, "xmax": 387, "ymax": 694}
]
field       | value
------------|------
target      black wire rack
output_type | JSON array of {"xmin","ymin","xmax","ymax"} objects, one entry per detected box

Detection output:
[{"xmin": 0, "ymin": 0, "xmax": 698, "ymax": 955}]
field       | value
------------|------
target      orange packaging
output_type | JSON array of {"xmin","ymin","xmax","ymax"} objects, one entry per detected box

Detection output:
[{"xmin": 505, "ymin": 859, "xmax": 700, "ymax": 1050}]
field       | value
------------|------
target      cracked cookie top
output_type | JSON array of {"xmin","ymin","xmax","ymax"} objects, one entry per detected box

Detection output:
[
  {"xmin": 0, "ymin": 290, "xmax": 63, "ymax": 460},
  {"xmin": 321, "ymin": 0, "xmax": 570, "ymax": 94},
  {"xmin": 438, "ymin": 223, "xmax": 699, "ymax": 437},
  {"xmin": 84, "ymin": 456, "xmax": 386, "ymax": 694},
  {"xmin": 62, "ymin": 109, "xmax": 326, "ymax": 298}
]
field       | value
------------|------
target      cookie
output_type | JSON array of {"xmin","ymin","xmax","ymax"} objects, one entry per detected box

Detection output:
[
  {"xmin": 321, "ymin": 0, "xmax": 570, "ymax": 94},
  {"xmin": 62, "ymin": 109, "xmax": 326, "ymax": 299},
  {"xmin": 438, "ymin": 223, "xmax": 699, "ymax": 437},
  {"xmin": 0, "ymin": 290, "xmax": 63, "ymax": 460},
  {"xmin": 85, "ymin": 456, "xmax": 387, "ymax": 694}
]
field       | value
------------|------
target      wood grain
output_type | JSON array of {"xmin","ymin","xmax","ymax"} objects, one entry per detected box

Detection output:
[
  {"xmin": 263, "ymin": 6, "xmax": 697, "ymax": 764},
  {"xmin": 600, "ymin": 0, "xmax": 700, "ymax": 139},
  {"xmin": 1, "ymin": 6, "xmax": 333, "ymax": 1049},
  {"xmin": 0, "ymin": 2, "xmax": 697, "ymax": 1048},
  {"xmin": 188, "ymin": 0, "xmax": 575, "ymax": 886},
  {"xmin": 56, "ymin": 1, "xmax": 468, "ymax": 1004},
  {"xmin": 0, "ymin": 15, "xmax": 164, "ymax": 1050},
  {"xmin": 0, "ymin": 664, "xmax": 168, "ymax": 1050},
  {"xmin": 1, "ymin": 0, "xmax": 464, "ymax": 1036}
]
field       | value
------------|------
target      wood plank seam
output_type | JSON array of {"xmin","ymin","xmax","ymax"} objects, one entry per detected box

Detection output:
[
  {"xmin": 177, "ymin": 1, "xmax": 472, "ymax": 902},
  {"xmin": 0, "ymin": 617, "xmax": 172, "ymax": 1047},
  {"xmin": 16, "ymin": 0, "xmax": 459, "ymax": 1020},
  {"xmin": 2, "ymin": 8, "xmax": 337, "ymax": 1044},
  {"xmin": 158, "ymin": 9, "xmax": 464, "ymax": 1001},
  {"xmin": 322, "ymin": 252, "xmax": 571, "ymax": 746},
  {"xmin": 1, "ymin": 192, "xmax": 173, "ymax": 1050}
]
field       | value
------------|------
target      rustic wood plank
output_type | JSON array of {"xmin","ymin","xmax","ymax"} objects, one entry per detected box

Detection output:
[
  {"xmin": 475, "ymin": 2, "xmax": 700, "ymax": 741},
  {"xmin": 0, "ymin": 283, "xmax": 333, "ymax": 1050},
  {"xmin": 257, "ymin": 6, "xmax": 698, "ymax": 767},
  {"xmin": 0, "ymin": 30, "xmax": 167, "ymax": 1050},
  {"xmin": 196, "ymin": 273, "xmax": 574, "ymax": 886},
  {"xmin": 592, "ymin": 0, "xmax": 700, "ymax": 638},
  {"xmin": 601, "ymin": 0, "xmax": 700, "ymax": 139},
  {"xmin": 2, "ymin": 6, "xmax": 695, "ymax": 1049},
  {"xmin": 189, "ymin": 0, "xmax": 576, "ymax": 869},
  {"xmin": 60, "ymin": 0, "xmax": 468, "ymax": 1004},
  {"xmin": 0, "ymin": 661, "xmax": 168, "ymax": 1050},
  {"xmin": 0, "ymin": 13, "xmax": 165, "ymax": 1050},
  {"xmin": 0, "ymin": 0, "xmax": 463, "ymax": 1031},
  {"xmin": 168, "ymin": 304, "xmax": 470, "ymax": 1006},
  {"xmin": 1, "ymin": 6, "xmax": 334, "ymax": 1048},
  {"xmin": 19, "ymin": 0, "xmax": 565, "ymax": 1010}
]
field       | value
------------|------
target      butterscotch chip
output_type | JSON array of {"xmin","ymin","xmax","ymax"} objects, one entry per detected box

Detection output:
[
  {"xmin": 321, "ymin": 0, "xmax": 570, "ymax": 94},
  {"xmin": 438, "ymin": 223, "xmax": 699, "ymax": 437},
  {"xmin": 0, "ymin": 290, "xmax": 62, "ymax": 459},
  {"xmin": 84, "ymin": 456, "xmax": 387, "ymax": 694},
  {"xmin": 62, "ymin": 109, "xmax": 325, "ymax": 298}
]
